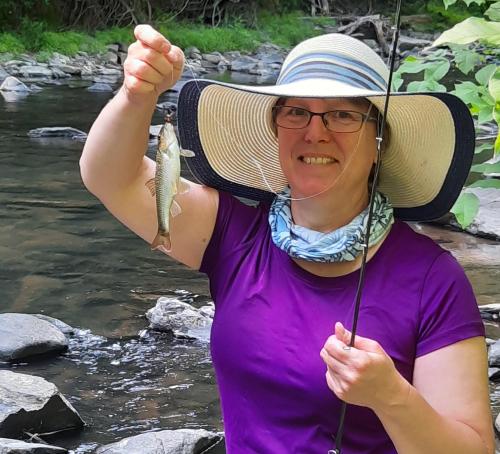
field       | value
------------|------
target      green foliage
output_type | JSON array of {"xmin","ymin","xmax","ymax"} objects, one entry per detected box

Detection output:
[
  {"xmin": 486, "ymin": 1, "xmax": 500, "ymax": 19},
  {"xmin": 0, "ymin": 33, "xmax": 25, "ymax": 54},
  {"xmin": 433, "ymin": 16, "xmax": 500, "ymax": 45},
  {"xmin": 451, "ymin": 192, "xmax": 480, "ymax": 227},
  {"xmin": 40, "ymin": 31, "xmax": 106, "ymax": 55},
  {"xmin": 94, "ymin": 27, "xmax": 134, "ymax": 46}
]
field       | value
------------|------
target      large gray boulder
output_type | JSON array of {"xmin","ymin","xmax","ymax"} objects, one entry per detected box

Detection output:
[
  {"xmin": 0, "ymin": 371, "xmax": 84, "ymax": 439},
  {"xmin": 27, "ymin": 127, "xmax": 87, "ymax": 140},
  {"xmin": 0, "ymin": 76, "xmax": 30, "ymax": 92},
  {"xmin": 0, "ymin": 314, "xmax": 68, "ymax": 361},
  {"xmin": 0, "ymin": 438, "xmax": 67, "ymax": 453},
  {"xmin": 96, "ymin": 429, "xmax": 224, "ymax": 454}
]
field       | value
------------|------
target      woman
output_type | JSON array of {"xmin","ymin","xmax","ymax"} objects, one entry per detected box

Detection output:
[{"xmin": 80, "ymin": 25, "xmax": 494, "ymax": 453}]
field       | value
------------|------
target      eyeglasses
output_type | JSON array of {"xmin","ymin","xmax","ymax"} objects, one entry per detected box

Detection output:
[{"xmin": 272, "ymin": 105, "xmax": 378, "ymax": 133}]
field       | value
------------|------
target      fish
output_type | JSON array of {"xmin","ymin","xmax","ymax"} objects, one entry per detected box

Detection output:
[{"xmin": 146, "ymin": 115, "xmax": 195, "ymax": 252}]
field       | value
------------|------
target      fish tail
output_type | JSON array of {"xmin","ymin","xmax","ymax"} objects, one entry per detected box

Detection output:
[{"xmin": 151, "ymin": 231, "xmax": 172, "ymax": 252}]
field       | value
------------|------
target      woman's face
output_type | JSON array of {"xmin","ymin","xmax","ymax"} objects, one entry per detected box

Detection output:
[{"xmin": 276, "ymin": 97, "xmax": 378, "ymax": 200}]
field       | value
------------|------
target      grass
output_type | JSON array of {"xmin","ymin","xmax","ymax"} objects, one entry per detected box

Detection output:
[{"xmin": 0, "ymin": 12, "xmax": 336, "ymax": 58}]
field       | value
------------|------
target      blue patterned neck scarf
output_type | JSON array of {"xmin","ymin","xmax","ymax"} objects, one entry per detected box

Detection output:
[{"xmin": 268, "ymin": 187, "xmax": 394, "ymax": 263}]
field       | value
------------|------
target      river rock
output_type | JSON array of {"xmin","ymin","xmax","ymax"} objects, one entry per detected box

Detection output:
[
  {"xmin": 465, "ymin": 188, "xmax": 500, "ymax": 240},
  {"xmin": 185, "ymin": 47, "xmax": 202, "ymax": 61},
  {"xmin": 0, "ymin": 370, "xmax": 84, "ymax": 438},
  {"xmin": 53, "ymin": 64, "xmax": 82, "ymax": 76},
  {"xmin": 0, "ymin": 438, "xmax": 67, "ymax": 453},
  {"xmin": 32, "ymin": 315, "xmax": 75, "ymax": 335},
  {"xmin": 489, "ymin": 368, "xmax": 500, "ymax": 381},
  {"xmin": 95, "ymin": 429, "xmax": 225, "ymax": 454},
  {"xmin": 255, "ymin": 43, "xmax": 285, "ymax": 65},
  {"xmin": 0, "ymin": 76, "xmax": 30, "ymax": 92},
  {"xmin": 398, "ymin": 35, "xmax": 432, "ymax": 52},
  {"xmin": 18, "ymin": 66, "xmax": 53, "ymax": 78},
  {"xmin": 87, "ymin": 82, "xmax": 113, "ymax": 92},
  {"xmin": 146, "ymin": 297, "xmax": 214, "ymax": 341},
  {"xmin": 231, "ymin": 55, "xmax": 259, "ymax": 72},
  {"xmin": 488, "ymin": 339, "xmax": 500, "ymax": 367},
  {"xmin": 97, "ymin": 67, "xmax": 122, "ymax": 76},
  {"xmin": 0, "ymin": 313, "xmax": 68, "ymax": 361},
  {"xmin": 202, "ymin": 52, "xmax": 224, "ymax": 65},
  {"xmin": 0, "ymin": 66, "xmax": 9, "ymax": 82},
  {"xmin": 27, "ymin": 127, "xmax": 87, "ymax": 140}
]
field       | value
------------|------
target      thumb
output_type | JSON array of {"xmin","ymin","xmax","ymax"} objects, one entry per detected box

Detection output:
[{"xmin": 335, "ymin": 322, "xmax": 383, "ymax": 354}]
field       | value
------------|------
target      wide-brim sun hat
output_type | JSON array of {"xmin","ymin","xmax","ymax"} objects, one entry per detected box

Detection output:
[{"xmin": 177, "ymin": 33, "xmax": 474, "ymax": 222}]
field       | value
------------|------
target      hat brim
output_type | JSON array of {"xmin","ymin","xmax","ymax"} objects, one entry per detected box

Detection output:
[{"xmin": 177, "ymin": 79, "xmax": 474, "ymax": 222}]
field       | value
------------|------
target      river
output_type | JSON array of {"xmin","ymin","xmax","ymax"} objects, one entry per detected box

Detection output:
[{"xmin": 1, "ymin": 75, "xmax": 499, "ymax": 451}]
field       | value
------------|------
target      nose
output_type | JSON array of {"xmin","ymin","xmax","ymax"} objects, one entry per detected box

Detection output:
[{"xmin": 304, "ymin": 113, "xmax": 331, "ymax": 143}]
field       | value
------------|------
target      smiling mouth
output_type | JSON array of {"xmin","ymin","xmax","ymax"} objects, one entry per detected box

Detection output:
[{"xmin": 299, "ymin": 156, "xmax": 338, "ymax": 165}]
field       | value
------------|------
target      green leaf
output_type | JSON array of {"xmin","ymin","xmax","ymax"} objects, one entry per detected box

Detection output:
[
  {"xmin": 488, "ymin": 67, "xmax": 500, "ymax": 101},
  {"xmin": 433, "ymin": 17, "xmax": 500, "ymax": 47},
  {"xmin": 486, "ymin": 2, "xmax": 500, "ymax": 21},
  {"xmin": 424, "ymin": 59, "xmax": 451, "ymax": 81},
  {"xmin": 495, "ymin": 130, "xmax": 500, "ymax": 154},
  {"xmin": 469, "ymin": 179, "xmax": 500, "ymax": 189},
  {"xmin": 450, "ymin": 192, "xmax": 479, "ymax": 229},
  {"xmin": 476, "ymin": 64, "xmax": 498, "ymax": 86},
  {"xmin": 443, "ymin": 0, "xmax": 458, "ymax": 8},
  {"xmin": 407, "ymin": 80, "xmax": 447, "ymax": 92},
  {"xmin": 477, "ymin": 104, "xmax": 494, "ymax": 123},
  {"xmin": 475, "ymin": 142, "xmax": 494, "ymax": 154},
  {"xmin": 463, "ymin": 0, "xmax": 487, "ymax": 5},
  {"xmin": 453, "ymin": 81, "xmax": 482, "ymax": 105},
  {"xmin": 452, "ymin": 46, "xmax": 482, "ymax": 75},
  {"xmin": 470, "ymin": 161, "xmax": 500, "ymax": 173}
]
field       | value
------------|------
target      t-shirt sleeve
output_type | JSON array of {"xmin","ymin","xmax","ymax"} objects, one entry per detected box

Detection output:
[
  {"xmin": 416, "ymin": 251, "xmax": 485, "ymax": 357},
  {"xmin": 199, "ymin": 191, "xmax": 259, "ymax": 278}
]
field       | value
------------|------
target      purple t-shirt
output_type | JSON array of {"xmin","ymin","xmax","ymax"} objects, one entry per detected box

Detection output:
[{"xmin": 200, "ymin": 191, "xmax": 485, "ymax": 454}]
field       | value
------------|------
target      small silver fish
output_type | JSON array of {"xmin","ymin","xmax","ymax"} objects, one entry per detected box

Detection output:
[{"xmin": 146, "ymin": 116, "xmax": 194, "ymax": 251}]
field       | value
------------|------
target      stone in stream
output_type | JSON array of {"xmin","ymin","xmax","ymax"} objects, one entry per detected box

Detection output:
[
  {"xmin": 27, "ymin": 127, "xmax": 87, "ymax": 140},
  {"xmin": 488, "ymin": 367, "xmax": 500, "ymax": 381},
  {"xmin": 0, "ymin": 370, "xmax": 85, "ymax": 439},
  {"xmin": 0, "ymin": 76, "xmax": 30, "ymax": 92},
  {"xmin": 95, "ymin": 429, "xmax": 225, "ymax": 454},
  {"xmin": 464, "ymin": 188, "xmax": 500, "ymax": 240},
  {"xmin": 0, "ymin": 313, "xmax": 68, "ymax": 361},
  {"xmin": 488, "ymin": 339, "xmax": 500, "ymax": 367},
  {"xmin": 146, "ymin": 297, "xmax": 214, "ymax": 342},
  {"xmin": 87, "ymin": 82, "xmax": 113, "ymax": 92},
  {"xmin": 0, "ymin": 437, "xmax": 67, "ymax": 453}
]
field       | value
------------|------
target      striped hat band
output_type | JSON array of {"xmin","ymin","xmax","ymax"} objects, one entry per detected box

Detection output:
[{"xmin": 277, "ymin": 52, "xmax": 388, "ymax": 91}]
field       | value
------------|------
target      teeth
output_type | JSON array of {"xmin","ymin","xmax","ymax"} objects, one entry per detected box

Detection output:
[{"xmin": 302, "ymin": 156, "xmax": 335, "ymax": 165}]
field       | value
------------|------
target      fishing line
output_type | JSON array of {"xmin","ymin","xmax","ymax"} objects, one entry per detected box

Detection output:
[{"xmin": 330, "ymin": 1, "xmax": 402, "ymax": 452}]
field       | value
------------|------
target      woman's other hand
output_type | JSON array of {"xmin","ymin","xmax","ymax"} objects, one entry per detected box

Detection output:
[
  {"xmin": 123, "ymin": 24, "xmax": 184, "ymax": 98},
  {"xmin": 320, "ymin": 322, "xmax": 410, "ymax": 412}
]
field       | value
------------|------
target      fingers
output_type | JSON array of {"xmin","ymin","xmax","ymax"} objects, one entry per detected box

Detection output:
[
  {"xmin": 124, "ymin": 25, "xmax": 185, "ymax": 97},
  {"xmin": 134, "ymin": 24, "xmax": 171, "ymax": 54}
]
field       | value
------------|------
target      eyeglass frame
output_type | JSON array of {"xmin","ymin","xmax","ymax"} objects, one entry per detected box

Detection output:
[{"xmin": 271, "ymin": 105, "xmax": 380, "ymax": 134}]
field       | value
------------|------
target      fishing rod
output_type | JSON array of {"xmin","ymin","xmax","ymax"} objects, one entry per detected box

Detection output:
[{"xmin": 329, "ymin": 1, "xmax": 403, "ymax": 452}]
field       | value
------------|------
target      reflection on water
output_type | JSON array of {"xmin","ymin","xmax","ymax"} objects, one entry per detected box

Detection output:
[{"xmin": 0, "ymin": 76, "xmax": 499, "ymax": 450}]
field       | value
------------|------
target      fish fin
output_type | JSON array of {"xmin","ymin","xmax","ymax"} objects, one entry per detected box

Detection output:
[
  {"xmin": 145, "ymin": 178, "xmax": 156, "ymax": 197},
  {"xmin": 170, "ymin": 200, "xmax": 182, "ymax": 217},
  {"xmin": 180, "ymin": 148, "xmax": 195, "ymax": 158},
  {"xmin": 151, "ymin": 232, "xmax": 172, "ymax": 252},
  {"xmin": 178, "ymin": 179, "xmax": 190, "ymax": 195}
]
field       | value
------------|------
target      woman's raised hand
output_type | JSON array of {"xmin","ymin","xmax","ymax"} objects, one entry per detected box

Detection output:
[
  {"xmin": 123, "ymin": 24, "xmax": 184, "ymax": 98},
  {"xmin": 320, "ymin": 322, "xmax": 410, "ymax": 412}
]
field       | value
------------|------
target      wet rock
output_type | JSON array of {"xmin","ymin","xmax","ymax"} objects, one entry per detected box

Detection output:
[
  {"xmin": 0, "ymin": 76, "xmax": 30, "ymax": 92},
  {"xmin": 95, "ymin": 428, "xmax": 224, "ymax": 454},
  {"xmin": 489, "ymin": 368, "xmax": 500, "ymax": 381},
  {"xmin": 0, "ymin": 437, "xmax": 67, "ymax": 453},
  {"xmin": 18, "ymin": 66, "xmax": 53, "ymax": 78},
  {"xmin": 32, "ymin": 315, "xmax": 75, "ymax": 335},
  {"xmin": 97, "ymin": 67, "xmax": 122, "ymax": 76},
  {"xmin": 149, "ymin": 124, "xmax": 163, "ymax": 138},
  {"xmin": 398, "ymin": 35, "xmax": 432, "ymax": 52},
  {"xmin": 185, "ymin": 47, "xmax": 202, "ymax": 61},
  {"xmin": 146, "ymin": 297, "xmax": 214, "ymax": 341},
  {"xmin": 52, "ymin": 64, "xmax": 81, "ymax": 76},
  {"xmin": 0, "ymin": 66, "xmax": 9, "ymax": 82},
  {"xmin": 29, "ymin": 84, "xmax": 43, "ymax": 91},
  {"xmin": 465, "ymin": 188, "xmax": 500, "ymax": 240},
  {"xmin": 0, "ymin": 370, "xmax": 85, "ymax": 439},
  {"xmin": 255, "ymin": 43, "xmax": 285, "ymax": 65},
  {"xmin": 0, "ymin": 313, "xmax": 68, "ymax": 361},
  {"xmin": 496, "ymin": 413, "xmax": 500, "ymax": 433},
  {"xmin": 488, "ymin": 339, "xmax": 500, "ymax": 367},
  {"xmin": 27, "ymin": 127, "xmax": 87, "ymax": 140},
  {"xmin": 231, "ymin": 55, "xmax": 259, "ymax": 72},
  {"xmin": 87, "ymin": 82, "xmax": 113, "ymax": 92},
  {"xmin": 202, "ymin": 52, "xmax": 224, "ymax": 65}
]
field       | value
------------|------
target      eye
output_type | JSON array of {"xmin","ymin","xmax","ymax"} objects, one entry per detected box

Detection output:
[
  {"xmin": 333, "ymin": 110, "xmax": 357, "ymax": 120},
  {"xmin": 286, "ymin": 107, "xmax": 308, "ymax": 117}
]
